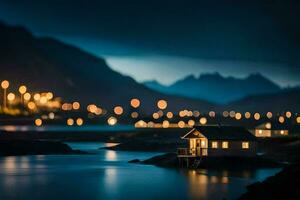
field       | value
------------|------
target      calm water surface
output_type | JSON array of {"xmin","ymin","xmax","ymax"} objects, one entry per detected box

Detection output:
[{"xmin": 0, "ymin": 142, "xmax": 280, "ymax": 200}]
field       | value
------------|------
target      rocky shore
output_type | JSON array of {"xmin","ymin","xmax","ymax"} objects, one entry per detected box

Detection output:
[{"xmin": 0, "ymin": 140, "xmax": 86, "ymax": 156}]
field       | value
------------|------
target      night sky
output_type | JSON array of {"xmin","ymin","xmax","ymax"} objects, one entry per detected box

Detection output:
[{"xmin": 0, "ymin": 0, "xmax": 299, "ymax": 86}]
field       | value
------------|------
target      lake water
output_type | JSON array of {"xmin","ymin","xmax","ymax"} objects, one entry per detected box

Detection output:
[{"xmin": 0, "ymin": 142, "xmax": 280, "ymax": 200}]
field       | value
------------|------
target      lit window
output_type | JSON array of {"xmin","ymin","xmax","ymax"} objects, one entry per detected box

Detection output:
[
  {"xmin": 211, "ymin": 141, "xmax": 218, "ymax": 148},
  {"xmin": 280, "ymin": 130, "xmax": 284, "ymax": 135},
  {"xmin": 242, "ymin": 142, "xmax": 249, "ymax": 149},
  {"xmin": 258, "ymin": 130, "xmax": 263, "ymax": 134},
  {"xmin": 201, "ymin": 140, "xmax": 206, "ymax": 147},
  {"xmin": 222, "ymin": 141, "xmax": 229, "ymax": 149}
]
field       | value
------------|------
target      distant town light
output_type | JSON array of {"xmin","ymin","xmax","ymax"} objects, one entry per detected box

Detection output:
[
  {"xmin": 193, "ymin": 110, "xmax": 200, "ymax": 117},
  {"xmin": 27, "ymin": 101, "xmax": 36, "ymax": 110},
  {"xmin": 130, "ymin": 98, "xmax": 140, "ymax": 108},
  {"xmin": 40, "ymin": 96, "xmax": 47, "ymax": 104},
  {"xmin": 178, "ymin": 121, "xmax": 185, "ymax": 128},
  {"xmin": 223, "ymin": 111, "xmax": 229, "ymax": 117},
  {"xmin": 278, "ymin": 116, "xmax": 285, "ymax": 124},
  {"xmin": 67, "ymin": 118, "xmax": 74, "ymax": 126},
  {"xmin": 152, "ymin": 112, "xmax": 159, "ymax": 119},
  {"xmin": 245, "ymin": 112, "xmax": 251, "ymax": 119},
  {"xmin": 188, "ymin": 119, "xmax": 195, "ymax": 127},
  {"xmin": 131, "ymin": 112, "xmax": 139, "ymax": 118},
  {"xmin": 209, "ymin": 111, "xmax": 216, "ymax": 118},
  {"xmin": 24, "ymin": 93, "xmax": 31, "ymax": 101},
  {"xmin": 35, "ymin": 118, "xmax": 42, "ymax": 126},
  {"xmin": 166, "ymin": 111, "xmax": 173, "ymax": 119},
  {"xmin": 297, "ymin": 116, "xmax": 300, "ymax": 124},
  {"xmin": 265, "ymin": 122, "xmax": 272, "ymax": 129},
  {"xmin": 229, "ymin": 111, "xmax": 236, "ymax": 118},
  {"xmin": 34, "ymin": 93, "xmax": 41, "ymax": 101},
  {"xmin": 108, "ymin": 116, "xmax": 117, "ymax": 126},
  {"xmin": 76, "ymin": 118, "xmax": 83, "ymax": 126},
  {"xmin": 199, "ymin": 117, "xmax": 207, "ymax": 125},
  {"xmin": 46, "ymin": 92, "xmax": 54, "ymax": 100},
  {"xmin": 72, "ymin": 102, "xmax": 80, "ymax": 110},
  {"xmin": 48, "ymin": 112, "xmax": 55, "ymax": 119},
  {"xmin": 285, "ymin": 111, "xmax": 292, "ymax": 118},
  {"xmin": 266, "ymin": 112, "xmax": 272, "ymax": 119},
  {"xmin": 18, "ymin": 85, "xmax": 27, "ymax": 94},
  {"xmin": 1, "ymin": 80, "xmax": 9, "ymax": 89},
  {"xmin": 157, "ymin": 99, "xmax": 167, "ymax": 110},
  {"xmin": 114, "ymin": 106, "xmax": 124, "ymax": 115},
  {"xmin": 235, "ymin": 112, "xmax": 242, "ymax": 120},
  {"xmin": 7, "ymin": 93, "xmax": 15, "ymax": 101},
  {"xmin": 162, "ymin": 120, "xmax": 170, "ymax": 128},
  {"xmin": 254, "ymin": 113, "xmax": 260, "ymax": 120}
]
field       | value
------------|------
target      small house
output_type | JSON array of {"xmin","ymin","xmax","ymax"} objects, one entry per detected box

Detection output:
[
  {"xmin": 253, "ymin": 122, "xmax": 289, "ymax": 137},
  {"xmin": 177, "ymin": 125, "xmax": 257, "ymax": 158}
]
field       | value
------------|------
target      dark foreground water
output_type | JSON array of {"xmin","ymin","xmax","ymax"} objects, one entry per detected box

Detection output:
[{"xmin": 0, "ymin": 142, "xmax": 280, "ymax": 200}]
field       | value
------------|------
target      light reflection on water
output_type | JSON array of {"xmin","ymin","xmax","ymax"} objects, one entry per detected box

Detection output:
[{"xmin": 0, "ymin": 142, "xmax": 281, "ymax": 200}]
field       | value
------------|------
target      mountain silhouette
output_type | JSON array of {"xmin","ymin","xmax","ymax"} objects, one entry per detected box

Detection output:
[{"xmin": 144, "ymin": 73, "xmax": 281, "ymax": 104}]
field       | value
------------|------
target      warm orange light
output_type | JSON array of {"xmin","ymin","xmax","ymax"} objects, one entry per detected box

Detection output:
[
  {"xmin": 162, "ymin": 120, "xmax": 170, "ymax": 128},
  {"xmin": 18, "ymin": 85, "xmax": 27, "ymax": 94},
  {"xmin": 7, "ymin": 93, "xmax": 15, "ymax": 101},
  {"xmin": 35, "ymin": 118, "xmax": 42, "ymax": 126},
  {"xmin": 178, "ymin": 121, "xmax": 185, "ymax": 128},
  {"xmin": 199, "ymin": 117, "xmax": 207, "ymax": 125},
  {"xmin": 1, "ymin": 80, "xmax": 9, "ymax": 89},
  {"xmin": 34, "ymin": 93, "xmax": 41, "ymax": 101},
  {"xmin": 157, "ymin": 99, "xmax": 167, "ymax": 110},
  {"xmin": 27, "ymin": 101, "xmax": 36, "ymax": 110},
  {"xmin": 40, "ymin": 96, "xmax": 47, "ymax": 104},
  {"xmin": 166, "ymin": 111, "xmax": 173, "ymax": 119},
  {"xmin": 209, "ymin": 111, "xmax": 216, "ymax": 118},
  {"xmin": 285, "ymin": 111, "xmax": 292, "ymax": 118},
  {"xmin": 76, "ymin": 118, "xmax": 83, "ymax": 126},
  {"xmin": 229, "ymin": 111, "xmax": 235, "ymax": 118},
  {"xmin": 296, "ymin": 117, "xmax": 300, "ymax": 124},
  {"xmin": 72, "ymin": 102, "xmax": 80, "ymax": 110},
  {"xmin": 245, "ymin": 112, "xmax": 251, "ymax": 119},
  {"xmin": 254, "ymin": 113, "xmax": 260, "ymax": 120},
  {"xmin": 23, "ymin": 93, "xmax": 31, "ymax": 101},
  {"xmin": 48, "ymin": 112, "xmax": 55, "ymax": 119},
  {"xmin": 152, "ymin": 112, "xmax": 159, "ymax": 119},
  {"xmin": 46, "ymin": 92, "xmax": 53, "ymax": 100},
  {"xmin": 235, "ymin": 112, "xmax": 242, "ymax": 120},
  {"xmin": 223, "ymin": 111, "xmax": 229, "ymax": 117},
  {"xmin": 265, "ymin": 122, "xmax": 272, "ymax": 129},
  {"xmin": 131, "ymin": 112, "xmax": 139, "ymax": 118},
  {"xmin": 67, "ymin": 118, "xmax": 74, "ymax": 126},
  {"xmin": 188, "ymin": 119, "xmax": 195, "ymax": 127},
  {"xmin": 193, "ymin": 111, "xmax": 200, "ymax": 117},
  {"xmin": 278, "ymin": 116, "xmax": 285, "ymax": 123},
  {"xmin": 114, "ymin": 106, "xmax": 124, "ymax": 115},
  {"xmin": 266, "ymin": 112, "xmax": 273, "ymax": 119},
  {"xmin": 130, "ymin": 98, "xmax": 140, "ymax": 108},
  {"xmin": 108, "ymin": 116, "xmax": 117, "ymax": 126},
  {"xmin": 95, "ymin": 108, "xmax": 102, "ymax": 115}
]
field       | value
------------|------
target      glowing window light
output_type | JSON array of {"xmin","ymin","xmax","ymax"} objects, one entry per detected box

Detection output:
[
  {"xmin": 280, "ymin": 130, "xmax": 285, "ymax": 135},
  {"xmin": 130, "ymin": 98, "xmax": 140, "ymax": 108},
  {"xmin": 229, "ymin": 111, "xmax": 236, "ymax": 118},
  {"xmin": 166, "ymin": 112, "xmax": 173, "ymax": 119},
  {"xmin": 18, "ymin": 85, "xmax": 27, "ymax": 94},
  {"xmin": 147, "ymin": 121, "xmax": 155, "ymax": 128},
  {"xmin": 223, "ymin": 111, "xmax": 229, "ymax": 117},
  {"xmin": 135, "ymin": 120, "xmax": 147, "ymax": 128},
  {"xmin": 33, "ymin": 93, "xmax": 41, "ymax": 101},
  {"xmin": 199, "ymin": 117, "xmax": 207, "ymax": 125},
  {"xmin": 235, "ymin": 112, "xmax": 242, "ymax": 120},
  {"xmin": 254, "ymin": 113, "xmax": 260, "ymax": 120},
  {"xmin": 285, "ymin": 111, "xmax": 292, "ymax": 118},
  {"xmin": 209, "ymin": 111, "xmax": 216, "ymax": 118},
  {"xmin": 40, "ymin": 96, "xmax": 47, "ymax": 104},
  {"xmin": 266, "ymin": 112, "xmax": 273, "ymax": 119},
  {"xmin": 48, "ymin": 112, "xmax": 55, "ymax": 119},
  {"xmin": 95, "ymin": 108, "xmax": 103, "ymax": 115},
  {"xmin": 46, "ymin": 92, "xmax": 53, "ymax": 100},
  {"xmin": 67, "ymin": 118, "xmax": 74, "ymax": 126},
  {"xmin": 179, "ymin": 111, "xmax": 185, "ymax": 117},
  {"xmin": 178, "ymin": 121, "xmax": 185, "ymax": 128},
  {"xmin": 131, "ymin": 112, "xmax": 139, "ymax": 118},
  {"xmin": 278, "ymin": 116, "xmax": 285, "ymax": 123},
  {"xmin": 7, "ymin": 93, "xmax": 15, "ymax": 101},
  {"xmin": 114, "ymin": 106, "xmax": 123, "ymax": 115},
  {"xmin": 188, "ymin": 120, "xmax": 195, "ymax": 127},
  {"xmin": 162, "ymin": 120, "xmax": 170, "ymax": 128},
  {"xmin": 87, "ymin": 104, "xmax": 97, "ymax": 113},
  {"xmin": 245, "ymin": 112, "xmax": 251, "ymax": 119},
  {"xmin": 222, "ymin": 141, "xmax": 229, "ymax": 149},
  {"xmin": 258, "ymin": 130, "xmax": 263, "ymax": 134},
  {"xmin": 265, "ymin": 122, "xmax": 272, "ymax": 129},
  {"xmin": 211, "ymin": 141, "xmax": 218, "ymax": 148},
  {"xmin": 108, "ymin": 117, "xmax": 117, "ymax": 126},
  {"xmin": 27, "ymin": 101, "xmax": 36, "ymax": 110},
  {"xmin": 76, "ymin": 118, "xmax": 83, "ymax": 126},
  {"xmin": 23, "ymin": 93, "xmax": 31, "ymax": 101},
  {"xmin": 187, "ymin": 111, "xmax": 193, "ymax": 117},
  {"xmin": 72, "ymin": 102, "xmax": 80, "ymax": 110},
  {"xmin": 157, "ymin": 99, "xmax": 167, "ymax": 110},
  {"xmin": 1, "ymin": 80, "xmax": 9, "ymax": 89},
  {"xmin": 242, "ymin": 142, "xmax": 249, "ymax": 149},
  {"xmin": 152, "ymin": 112, "xmax": 159, "ymax": 119},
  {"xmin": 35, "ymin": 118, "xmax": 42, "ymax": 127},
  {"xmin": 193, "ymin": 111, "xmax": 200, "ymax": 117}
]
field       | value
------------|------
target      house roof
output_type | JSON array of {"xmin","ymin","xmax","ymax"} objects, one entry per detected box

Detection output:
[{"xmin": 182, "ymin": 125, "xmax": 256, "ymax": 141}]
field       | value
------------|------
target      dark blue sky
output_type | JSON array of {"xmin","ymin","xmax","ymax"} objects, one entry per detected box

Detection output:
[{"xmin": 0, "ymin": 0, "xmax": 299, "ymax": 86}]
